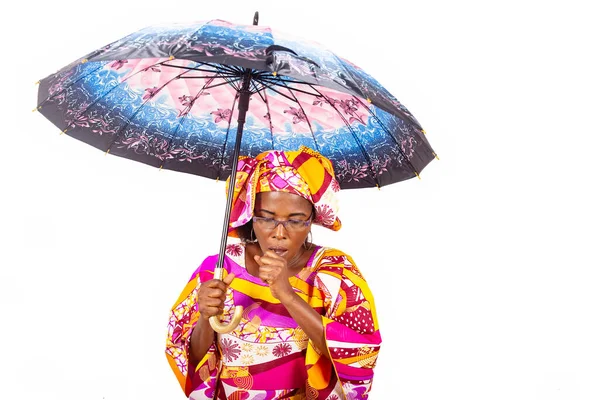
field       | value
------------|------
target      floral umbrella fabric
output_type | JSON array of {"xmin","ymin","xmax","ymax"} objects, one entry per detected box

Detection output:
[{"xmin": 37, "ymin": 19, "xmax": 436, "ymax": 189}]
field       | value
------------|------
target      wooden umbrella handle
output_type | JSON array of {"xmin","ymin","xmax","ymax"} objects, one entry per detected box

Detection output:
[
  {"xmin": 208, "ymin": 306, "xmax": 244, "ymax": 334},
  {"xmin": 208, "ymin": 267, "xmax": 243, "ymax": 334}
]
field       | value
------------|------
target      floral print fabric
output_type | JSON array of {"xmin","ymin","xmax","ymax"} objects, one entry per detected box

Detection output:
[{"xmin": 165, "ymin": 241, "xmax": 382, "ymax": 399}]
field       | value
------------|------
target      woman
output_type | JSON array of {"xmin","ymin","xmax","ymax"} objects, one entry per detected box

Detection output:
[{"xmin": 166, "ymin": 146, "xmax": 382, "ymax": 399}]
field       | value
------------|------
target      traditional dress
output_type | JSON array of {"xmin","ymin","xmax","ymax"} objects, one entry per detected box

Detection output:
[
  {"xmin": 166, "ymin": 240, "xmax": 382, "ymax": 399},
  {"xmin": 165, "ymin": 147, "xmax": 382, "ymax": 399}
]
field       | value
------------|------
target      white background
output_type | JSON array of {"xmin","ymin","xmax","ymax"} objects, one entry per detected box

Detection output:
[{"xmin": 1, "ymin": 0, "xmax": 599, "ymax": 399}]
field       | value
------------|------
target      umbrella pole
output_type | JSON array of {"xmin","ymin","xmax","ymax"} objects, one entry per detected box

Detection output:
[{"xmin": 208, "ymin": 68, "xmax": 252, "ymax": 334}]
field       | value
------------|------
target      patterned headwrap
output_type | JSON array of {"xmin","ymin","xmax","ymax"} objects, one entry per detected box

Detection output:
[{"xmin": 227, "ymin": 146, "xmax": 342, "ymax": 233}]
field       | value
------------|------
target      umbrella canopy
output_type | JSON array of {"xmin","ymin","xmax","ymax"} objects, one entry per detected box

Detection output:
[{"xmin": 37, "ymin": 16, "xmax": 436, "ymax": 190}]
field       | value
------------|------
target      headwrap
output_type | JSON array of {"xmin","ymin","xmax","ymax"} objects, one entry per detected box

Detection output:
[{"xmin": 226, "ymin": 146, "xmax": 342, "ymax": 233}]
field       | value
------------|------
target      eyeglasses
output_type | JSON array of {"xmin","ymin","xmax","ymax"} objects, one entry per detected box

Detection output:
[{"xmin": 252, "ymin": 215, "xmax": 312, "ymax": 231}]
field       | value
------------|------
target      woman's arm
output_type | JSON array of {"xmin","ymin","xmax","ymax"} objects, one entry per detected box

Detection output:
[
  {"xmin": 190, "ymin": 273, "xmax": 236, "ymax": 362},
  {"xmin": 166, "ymin": 256, "xmax": 235, "ymax": 396},
  {"xmin": 188, "ymin": 318, "xmax": 216, "ymax": 363},
  {"xmin": 279, "ymin": 291, "xmax": 330, "ymax": 359},
  {"xmin": 256, "ymin": 249, "xmax": 381, "ymax": 398},
  {"xmin": 254, "ymin": 251, "xmax": 330, "ymax": 357}
]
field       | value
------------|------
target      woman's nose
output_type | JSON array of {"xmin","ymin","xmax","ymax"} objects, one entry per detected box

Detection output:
[{"xmin": 273, "ymin": 222, "xmax": 287, "ymax": 239}]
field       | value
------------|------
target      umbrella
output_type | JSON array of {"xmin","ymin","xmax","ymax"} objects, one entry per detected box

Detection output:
[{"xmin": 35, "ymin": 12, "xmax": 437, "ymax": 333}]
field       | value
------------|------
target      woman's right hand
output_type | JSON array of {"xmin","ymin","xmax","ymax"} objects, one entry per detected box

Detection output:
[{"xmin": 197, "ymin": 273, "xmax": 236, "ymax": 320}]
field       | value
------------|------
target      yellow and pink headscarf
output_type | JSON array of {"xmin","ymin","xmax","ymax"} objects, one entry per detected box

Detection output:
[{"xmin": 227, "ymin": 146, "xmax": 342, "ymax": 233}]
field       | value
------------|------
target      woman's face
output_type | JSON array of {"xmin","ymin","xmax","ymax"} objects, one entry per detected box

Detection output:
[{"xmin": 253, "ymin": 191, "xmax": 313, "ymax": 263}]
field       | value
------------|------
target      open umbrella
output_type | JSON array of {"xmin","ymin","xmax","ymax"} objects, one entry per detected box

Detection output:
[{"xmin": 36, "ymin": 12, "xmax": 437, "ymax": 333}]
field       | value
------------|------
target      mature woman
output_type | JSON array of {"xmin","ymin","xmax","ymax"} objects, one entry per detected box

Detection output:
[{"xmin": 166, "ymin": 146, "xmax": 382, "ymax": 399}]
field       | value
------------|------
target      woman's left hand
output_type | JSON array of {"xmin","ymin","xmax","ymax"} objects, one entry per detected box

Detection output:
[{"xmin": 254, "ymin": 251, "xmax": 295, "ymax": 302}]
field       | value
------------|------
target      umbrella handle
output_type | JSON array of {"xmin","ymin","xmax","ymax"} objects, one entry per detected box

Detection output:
[
  {"xmin": 208, "ymin": 306, "xmax": 244, "ymax": 334},
  {"xmin": 208, "ymin": 267, "xmax": 244, "ymax": 333}
]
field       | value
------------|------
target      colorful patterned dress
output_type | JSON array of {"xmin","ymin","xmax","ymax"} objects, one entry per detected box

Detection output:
[{"xmin": 166, "ymin": 240, "xmax": 382, "ymax": 399}]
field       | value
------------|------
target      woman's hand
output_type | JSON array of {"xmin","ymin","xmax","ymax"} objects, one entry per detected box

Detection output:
[
  {"xmin": 254, "ymin": 251, "xmax": 295, "ymax": 302},
  {"xmin": 254, "ymin": 251, "xmax": 330, "ymax": 359},
  {"xmin": 197, "ymin": 273, "xmax": 236, "ymax": 320}
]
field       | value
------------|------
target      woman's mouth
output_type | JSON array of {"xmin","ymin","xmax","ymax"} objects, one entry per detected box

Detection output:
[{"xmin": 269, "ymin": 247, "xmax": 288, "ymax": 257}]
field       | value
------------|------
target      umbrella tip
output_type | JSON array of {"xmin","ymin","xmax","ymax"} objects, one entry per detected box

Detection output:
[
  {"xmin": 105, "ymin": 148, "xmax": 111, "ymax": 156},
  {"xmin": 414, "ymin": 171, "xmax": 421, "ymax": 180},
  {"xmin": 81, "ymin": 58, "xmax": 88, "ymax": 64},
  {"xmin": 35, "ymin": 80, "xmax": 40, "ymax": 85},
  {"xmin": 32, "ymin": 106, "xmax": 41, "ymax": 112},
  {"xmin": 253, "ymin": 11, "xmax": 259, "ymax": 25},
  {"xmin": 433, "ymin": 152, "xmax": 440, "ymax": 160}
]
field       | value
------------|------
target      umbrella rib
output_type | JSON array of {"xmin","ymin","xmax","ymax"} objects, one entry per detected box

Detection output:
[
  {"xmin": 180, "ymin": 75, "xmax": 237, "ymax": 79},
  {"xmin": 258, "ymin": 76, "xmax": 323, "ymax": 97},
  {"xmin": 353, "ymin": 96, "xmax": 422, "ymax": 176},
  {"xmin": 200, "ymin": 79, "xmax": 242, "ymax": 90},
  {"xmin": 310, "ymin": 86, "xmax": 381, "ymax": 187},
  {"xmin": 162, "ymin": 62, "xmax": 239, "ymax": 76},
  {"xmin": 219, "ymin": 70, "xmax": 245, "ymax": 92},
  {"xmin": 255, "ymin": 84, "xmax": 297, "ymax": 103},
  {"xmin": 250, "ymin": 79, "xmax": 267, "ymax": 101},
  {"xmin": 196, "ymin": 61, "xmax": 242, "ymax": 76},
  {"xmin": 278, "ymin": 80, "xmax": 320, "ymax": 152},
  {"xmin": 250, "ymin": 75, "xmax": 272, "ymax": 94},
  {"xmin": 256, "ymin": 73, "xmax": 317, "ymax": 87}
]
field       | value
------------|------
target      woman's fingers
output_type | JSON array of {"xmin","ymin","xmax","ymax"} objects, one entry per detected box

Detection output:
[
  {"xmin": 200, "ymin": 305, "xmax": 224, "ymax": 319},
  {"xmin": 203, "ymin": 278, "xmax": 229, "ymax": 291},
  {"xmin": 255, "ymin": 251, "xmax": 286, "ymax": 265},
  {"xmin": 223, "ymin": 272, "xmax": 236, "ymax": 285},
  {"xmin": 198, "ymin": 295, "xmax": 225, "ymax": 317},
  {"xmin": 258, "ymin": 271, "xmax": 273, "ymax": 283},
  {"xmin": 200, "ymin": 274, "xmax": 236, "ymax": 294},
  {"xmin": 202, "ymin": 296, "xmax": 225, "ymax": 307},
  {"xmin": 197, "ymin": 273, "xmax": 236, "ymax": 318},
  {"xmin": 204, "ymin": 287, "xmax": 226, "ymax": 299},
  {"xmin": 256, "ymin": 260, "xmax": 285, "ymax": 285}
]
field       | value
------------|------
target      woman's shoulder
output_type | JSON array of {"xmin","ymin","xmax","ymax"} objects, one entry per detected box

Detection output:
[
  {"xmin": 312, "ymin": 246, "xmax": 363, "ymax": 278},
  {"xmin": 185, "ymin": 254, "xmax": 219, "ymax": 282},
  {"xmin": 190, "ymin": 242, "xmax": 247, "ymax": 282},
  {"xmin": 314, "ymin": 246, "xmax": 355, "ymax": 264}
]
